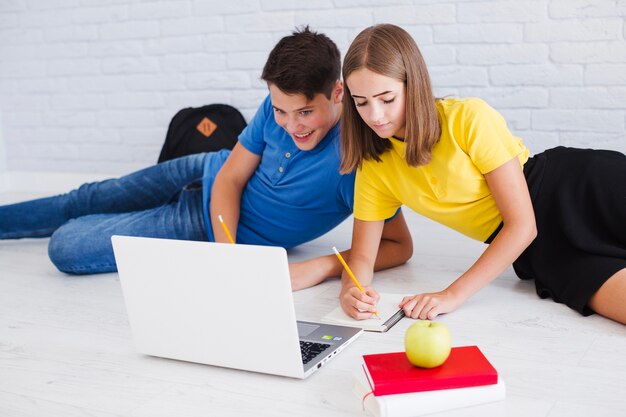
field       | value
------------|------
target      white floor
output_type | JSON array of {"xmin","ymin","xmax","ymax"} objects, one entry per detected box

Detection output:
[{"xmin": 1, "ymin": 173, "xmax": 625, "ymax": 417}]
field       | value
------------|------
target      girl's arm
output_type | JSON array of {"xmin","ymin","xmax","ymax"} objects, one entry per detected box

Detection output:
[
  {"xmin": 400, "ymin": 156, "xmax": 537, "ymax": 320},
  {"xmin": 338, "ymin": 218, "xmax": 386, "ymax": 319},
  {"xmin": 289, "ymin": 211, "xmax": 413, "ymax": 291}
]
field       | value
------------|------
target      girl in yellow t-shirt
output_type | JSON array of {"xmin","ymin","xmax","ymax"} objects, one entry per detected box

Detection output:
[{"xmin": 339, "ymin": 23, "xmax": 626, "ymax": 325}]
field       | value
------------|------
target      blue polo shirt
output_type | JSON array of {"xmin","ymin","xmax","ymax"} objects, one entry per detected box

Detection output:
[{"xmin": 202, "ymin": 95, "xmax": 355, "ymax": 248}]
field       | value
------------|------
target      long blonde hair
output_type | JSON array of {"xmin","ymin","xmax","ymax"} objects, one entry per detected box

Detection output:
[{"xmin": 340, "ymin": 24, "xmax": 441, "ymax": 173}]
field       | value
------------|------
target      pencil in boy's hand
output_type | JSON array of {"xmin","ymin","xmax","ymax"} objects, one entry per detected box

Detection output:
[
  {"xmin": 218, "ymin": 215, "xmax": 235, "ymax": 244},
  {"xmin": 332, "ymin": 246, "xmax": 380, "ymax": 319}
]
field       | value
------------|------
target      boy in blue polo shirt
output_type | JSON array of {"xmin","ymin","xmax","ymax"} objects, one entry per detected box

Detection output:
[{"xmin": 0, "ymin": 27, "xmax": 412, "ymax": 292}]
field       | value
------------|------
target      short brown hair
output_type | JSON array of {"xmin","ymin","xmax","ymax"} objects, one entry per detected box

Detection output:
[
  {"xmin": 340, "ymin": 24, "xmax": 441, "ymax": 173},
  {"xmin": 261, "ymin": 26, "xmax": 340, "ymax": 101}
]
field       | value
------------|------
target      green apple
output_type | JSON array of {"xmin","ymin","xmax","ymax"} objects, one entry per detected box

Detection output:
[{"xmin": 404, "ymin": 320, "xmax": 451, "ymax": 368}]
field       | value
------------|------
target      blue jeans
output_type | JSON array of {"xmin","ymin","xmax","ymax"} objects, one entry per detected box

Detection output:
[{"xmin": 0, "ymin": 153, "xmax": 209, "ymax": 274}]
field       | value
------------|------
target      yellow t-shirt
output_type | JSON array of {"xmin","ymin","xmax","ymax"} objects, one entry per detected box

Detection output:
[{"xmin": 354, "ymin": 97, "xmax": 530, "ymax": 242}]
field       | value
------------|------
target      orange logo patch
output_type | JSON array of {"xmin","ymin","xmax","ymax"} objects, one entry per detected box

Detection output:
[{"xmin": 197, "ymin": 117, "xmax": 217, "ymax": 138}]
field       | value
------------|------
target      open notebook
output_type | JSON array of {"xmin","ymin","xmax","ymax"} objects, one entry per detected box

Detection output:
[{"xmin": 321, "ymin": 293, "xmax": 406, "ymax": 332}]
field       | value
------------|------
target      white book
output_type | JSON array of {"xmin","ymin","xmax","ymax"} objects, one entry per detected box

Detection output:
[
  {"xmin": 321, "ymin": 293, "xmax": 406, "ymax": 332},
  {"xmin": 352, "ymin": 372, "xmax": 506, "ymax": 417}
]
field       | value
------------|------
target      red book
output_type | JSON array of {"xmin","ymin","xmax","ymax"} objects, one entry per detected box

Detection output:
[{"xmin": 362, "ymin": 346, "xmax": 498, "ymax": 396}]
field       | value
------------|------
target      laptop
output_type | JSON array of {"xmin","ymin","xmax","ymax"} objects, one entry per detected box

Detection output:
[{"xmin": 111, "ymin": 235, "xmax": 363, "ymax": 379}]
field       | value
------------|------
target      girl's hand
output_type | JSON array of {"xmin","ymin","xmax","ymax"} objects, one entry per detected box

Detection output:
[
  {"xmin": 399, "ymin": 289, "xmax": 464, "ymax": 320},
  {"xmin": 340, "ymin": 285, "xmax": 380, "ymax": 320}
]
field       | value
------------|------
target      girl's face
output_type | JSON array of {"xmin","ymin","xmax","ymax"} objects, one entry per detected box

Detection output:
[{"xmin": 346, "ymin": 68, "xmax": 407, "ymax": 139}]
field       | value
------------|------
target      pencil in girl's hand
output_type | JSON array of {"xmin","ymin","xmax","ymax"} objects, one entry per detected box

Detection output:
[
  {"xmin": 332, "ymin": 246, "xmax": 380, "ymax": 319},
  {"xmin": 218, "ymin": 215, "xmax": 235, "ymax": 244}
]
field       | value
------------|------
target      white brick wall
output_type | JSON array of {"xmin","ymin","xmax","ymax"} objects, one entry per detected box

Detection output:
[{"xmin": 0, "ymin": 0, "xmax": 625, "ymax": 174}]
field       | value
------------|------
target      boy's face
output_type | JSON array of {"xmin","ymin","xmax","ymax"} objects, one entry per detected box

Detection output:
[
  {"xmin": 269, "ymin": 82, "xmax": 343, "ymax": 151},
  {"xmin": 346, "ymin": 68, "xmax": 407, "ymax": 140}
]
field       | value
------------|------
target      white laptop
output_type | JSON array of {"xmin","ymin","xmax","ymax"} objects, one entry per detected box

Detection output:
[{"xmin": 111, "ymin": 235, "xmax": 363, "ymax": 379}]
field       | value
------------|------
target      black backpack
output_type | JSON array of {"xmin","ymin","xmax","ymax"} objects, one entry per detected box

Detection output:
[{"xmin": 157, "ymin": 104, "xmax": 247, "ymax": 163}]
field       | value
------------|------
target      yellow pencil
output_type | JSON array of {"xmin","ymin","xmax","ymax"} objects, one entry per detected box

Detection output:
[
  {"xmin": 217, "ymin": 215, "xmax": 235, "ymax": 244},
  {"xmin": 332, "ymin": 246, "xmax": 380, "ymax": 319}
]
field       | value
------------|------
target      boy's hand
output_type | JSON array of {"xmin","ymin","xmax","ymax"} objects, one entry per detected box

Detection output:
[
  {"xmin": 288, "ymin": 259, "xmax": 327, "ymax": 291},
  {"xmin": 399, "ymin": 289, "xmax": 463, "ymax": 320},
  {"xmin": 340, "ymin": 285, "xmax": 380, "ymax": 320}
]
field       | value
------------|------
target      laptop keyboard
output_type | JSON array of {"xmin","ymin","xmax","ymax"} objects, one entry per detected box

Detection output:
[{"xmin": 300, "ymin": 341, "xmax": 331, "ymax": 364}]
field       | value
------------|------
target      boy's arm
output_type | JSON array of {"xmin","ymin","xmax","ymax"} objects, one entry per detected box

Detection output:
[
  {"xmin": 210, "ymin": 142, "xmax": 261, "ymax": 243},
  {"xmin": 289, "ymin": 211, "xmax": 413, "ymax": 291}
]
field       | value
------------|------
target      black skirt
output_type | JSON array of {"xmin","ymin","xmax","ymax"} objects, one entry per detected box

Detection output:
[{"xmin": 511, "ymin": 147, "xmax": 626, "ymax": 316}]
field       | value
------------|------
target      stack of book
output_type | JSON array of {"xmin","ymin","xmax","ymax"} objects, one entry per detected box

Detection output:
[{"xmin": 353, "ymin": 346, "xmax": 505, "ymax": 417}]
